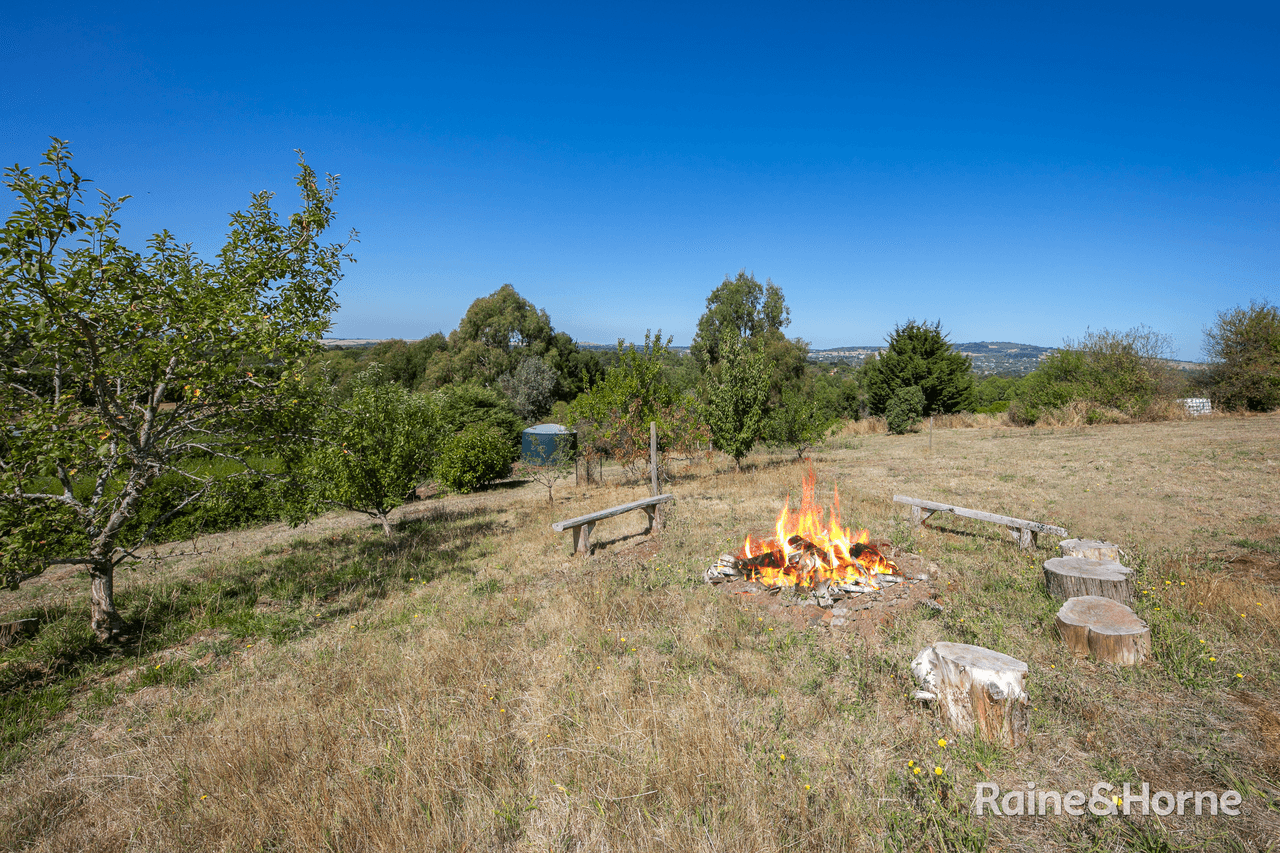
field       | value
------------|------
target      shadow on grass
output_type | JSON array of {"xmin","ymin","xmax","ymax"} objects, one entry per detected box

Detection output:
[
  {"xmin": 0, "ymin": 506, "xmax": 500, "ymax": 771},
  {"xmin": 921, "ymin": 520, "xmax": 1055, "ymax": 554}
]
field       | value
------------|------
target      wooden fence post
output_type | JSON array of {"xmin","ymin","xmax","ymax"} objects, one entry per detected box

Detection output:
[{"xmin": 650, "ymin": 421, "xmax": 663, "ymax": 530}]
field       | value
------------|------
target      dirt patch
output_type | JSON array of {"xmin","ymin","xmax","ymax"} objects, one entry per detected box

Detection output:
[
  {"xmin": 1232, "ymin": 690, "xmax": 1280, "ymax": 773},
  {"xmin": 1228, "ymin": 553, "xmax": 1280, "ymax": 586}
]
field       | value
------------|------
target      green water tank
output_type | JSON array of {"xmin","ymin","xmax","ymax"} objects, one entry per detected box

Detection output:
[{"xmin": 521, "ymin": 424, "xmax": 577, "ymax": 466}]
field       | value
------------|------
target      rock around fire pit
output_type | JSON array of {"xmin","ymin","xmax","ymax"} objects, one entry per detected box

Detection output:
[
  {"xmin": 706, "ymin": 543, "xmax": 937, "ymax": 637},
  {"xmin": 702, "ymin": 471, "xmax": 938, "ymax": 635}
]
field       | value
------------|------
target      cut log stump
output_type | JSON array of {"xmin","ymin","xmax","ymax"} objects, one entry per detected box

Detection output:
[
  {"xmin": 1055, "ymin": 596, "xmax": 1150, "ymax": 666},
  {"xmin": 910, "ymin": 642, "xmax": 1029, "ymax": 748},
  {"xmin": 1043, "ymin": 556, "xmax": 1134, "ymax": 603},
  {"xmin": 1059, "ymin": 539, "xmax": 1121, "ymax": 562},
  {"xmin": 0, "ymin": 618, "xmax": 38, "ymax": 649}
]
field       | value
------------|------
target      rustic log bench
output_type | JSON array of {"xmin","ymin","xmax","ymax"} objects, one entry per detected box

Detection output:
[
  {"xmin": 893, "ymin": 495, "xmax": 1068, "ymax": 550},
  {"xmin": 551, "ymin": 494, "xmax": 675, "ymax": 555}
]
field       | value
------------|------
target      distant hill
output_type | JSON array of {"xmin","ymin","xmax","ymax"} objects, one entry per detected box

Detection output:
[
  {"xmin": 577, "ymin": 342, "xmax": 692, "ymax": 355},
  {"xmin": 808, "ymin": 341, "xmax": 1057, "ymax": 375},
  {"xmin": 325, "ymin": 338, "xmax": 1198, "ymax": 377}
]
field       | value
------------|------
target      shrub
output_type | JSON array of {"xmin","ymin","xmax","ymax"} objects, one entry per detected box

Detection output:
[
  {"xmin": 1010, "ymin": 326, "xmax": 1176, "ymax": 425},
  {"xmin": 765, "ymin": 386, "xmax": 840, "ymax": 459},
  {"xmin": 497, "ymin": 357, "xmax": 558, "ymax": 422},
  {"xmin": 1203, "ymin": 299, "xmax": 1280, "ymax": 412},
  {"xmin": 435, "ymin": 426, "xmax": 518, "ymax": 493},
  {"xmin": 120, "ymin": 465, "xmax": 281, "ymax": 545},
  {"xmin": 886, "ymin": 386, "xmax": 926, "ymax": 434},
  {"xmin": 434, "ymin": 384, "xmax": 524, "ymax": 444}
]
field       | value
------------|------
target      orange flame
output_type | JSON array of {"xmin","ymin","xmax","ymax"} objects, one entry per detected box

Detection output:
[{"xmin": 739, "ymin": 469, "xmax": 896, "ymax": 589}]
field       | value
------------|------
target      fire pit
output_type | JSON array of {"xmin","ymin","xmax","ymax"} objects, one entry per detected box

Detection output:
[{"xmin": 705, "ymin": 471, "xmax": 933, "ymax": 630}]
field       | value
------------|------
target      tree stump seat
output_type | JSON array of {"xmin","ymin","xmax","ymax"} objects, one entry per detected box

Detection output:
[
  {"xmin": 1055, "ymin": 596, "xmax": 1150, "ymax": 666},
  {"xmin": 1043, "ymin": 556, "xmax": 1134, "ymax": 603},
  {"xmin": 911, "ymin": 642, "xmax": 1030, "ymax": 747},
  {"xmin": 1059, "ymin": 539, "xmax": 1122, "ymax": 562}
]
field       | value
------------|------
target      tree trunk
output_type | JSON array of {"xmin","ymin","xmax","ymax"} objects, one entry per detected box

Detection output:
[
  {"xmin": 1058, "ymin": 539, "xmax": 1121, "ymax": 562},
  {"xmin": 89, "ymin": 559, "xmax": 124, "ymax": 641},
  {"xmin": 1055, "ymin": 596, "xmax": 1150, "ymax": 666},
  {"xmin": 1043, "ymin": 557, "xmax": 1134, "ymax": 603},
  {"xmin": 377, "ymin": 512, "xmax": 393, "ymax": 538},
  {"xmin": 911, "ymin": 642, "xmax": 1030, "ymax": 748}
]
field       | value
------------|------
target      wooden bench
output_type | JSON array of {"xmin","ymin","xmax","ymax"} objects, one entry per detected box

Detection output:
[
  {"xmin": 893, "ymin": 495, "xmax": 1068, "ymax": 550},
  {"xmin": 552, "ymin": 494, "xmax": 675, "ymax": 555}
]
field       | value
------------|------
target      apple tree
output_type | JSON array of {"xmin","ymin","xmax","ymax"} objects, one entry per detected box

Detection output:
[{"xmin": 0, "ymin": 140, "xmax": 353, "ymax": 640}]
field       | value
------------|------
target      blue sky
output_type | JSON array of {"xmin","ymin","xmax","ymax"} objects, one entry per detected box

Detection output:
[{"xmin": 4, "ymin": 2, "xmax": 1276, "ymax": 361}]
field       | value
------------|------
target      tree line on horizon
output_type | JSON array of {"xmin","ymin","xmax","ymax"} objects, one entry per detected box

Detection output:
[{"xmin": 3, "ymin": 141, "xmax": 1277, "ymax": 639}]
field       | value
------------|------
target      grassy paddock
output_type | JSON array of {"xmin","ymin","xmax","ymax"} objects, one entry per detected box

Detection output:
[{"xmin": 1, "ymin": 414, "xmax": 1278, "ymax": 851}]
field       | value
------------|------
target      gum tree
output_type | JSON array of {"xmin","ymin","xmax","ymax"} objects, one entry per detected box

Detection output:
[{"xmin": 0, "ymin": 140, "xmax": 353, "ymax": 640}]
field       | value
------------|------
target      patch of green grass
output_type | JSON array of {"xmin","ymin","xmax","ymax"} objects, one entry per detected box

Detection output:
[
  {"xmin": 128, "ymin": 660, "xmax": 200, "ymax": 691},
  {"xmin": 0, "ymin": 683, "xmax": 71, "ymax": 770},
  {"xmin": 1148, "ymin": 621, "xmax": 1220, "ymax": 691},
  {"xmin": 1230, "ymin": 537, "xmax": 1280, "ymax": 556},
  {"xmin": 471, "ymin": 578, "xmax": 504, "ymax": 597},
  {"xmin": 883, "ymin": 765, "xmax": 989, "ymax": 853}
]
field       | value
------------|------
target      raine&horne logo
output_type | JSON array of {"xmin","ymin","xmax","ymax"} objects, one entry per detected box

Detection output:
[{"xmin": 973, "ymin": 782, "xmax": 1242, "ymax": 817}]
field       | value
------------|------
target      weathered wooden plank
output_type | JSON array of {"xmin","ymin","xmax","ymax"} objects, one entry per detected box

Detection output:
[
  {"xmin": 893, "ymin": 495, "xmax": 1068, "ymax": 538},
  {"xmin": 551, "ymin": 494, "xmax": 675, "ymax": 532}
]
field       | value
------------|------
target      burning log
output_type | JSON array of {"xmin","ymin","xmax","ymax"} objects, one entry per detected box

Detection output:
[
  {"xmin": 705, "ymin": 470, "xmax": 905, "ymax": 600},
  {"xmin": 707, "ymin": 535, "xmax": 893, "ymax": 595},
  {"xmin": 1055, "ymin": 596, "xmax": 1150, "ymax": 666},
  {"xmin": 1043, "ymin": 557, "xmax": 1134, "ymax": 604},
  {"xmin": 1058, "ymin": 539, "xmax": 1122, "ymax": 562},
  {"xmin": 911, "ymin": 642, "xmax": 1029, "ymax": 748}
]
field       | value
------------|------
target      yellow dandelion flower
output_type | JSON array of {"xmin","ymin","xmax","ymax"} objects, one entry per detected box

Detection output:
[
  {"xmin": 934, "ymin": 766, "xmax": 943, "ymax": 776},
  {"xmin": 937, "ymin": 738, "xmax": 948, "ymax": 748}
]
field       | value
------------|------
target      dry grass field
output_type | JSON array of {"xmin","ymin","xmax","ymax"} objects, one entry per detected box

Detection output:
[{"xmin": 2, "ymin": 413, "xmax": 1278, "ymax": 852}]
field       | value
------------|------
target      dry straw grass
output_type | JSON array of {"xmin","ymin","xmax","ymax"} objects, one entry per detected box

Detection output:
[{"xmin": 2, "ymin": 413, "xmax": 1279, "ymax": 851}]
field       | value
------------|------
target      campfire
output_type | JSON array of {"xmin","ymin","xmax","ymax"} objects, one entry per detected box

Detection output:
[{"xmin": 705, "ymin": 470, "xmax": 906, "ymax": 605}]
